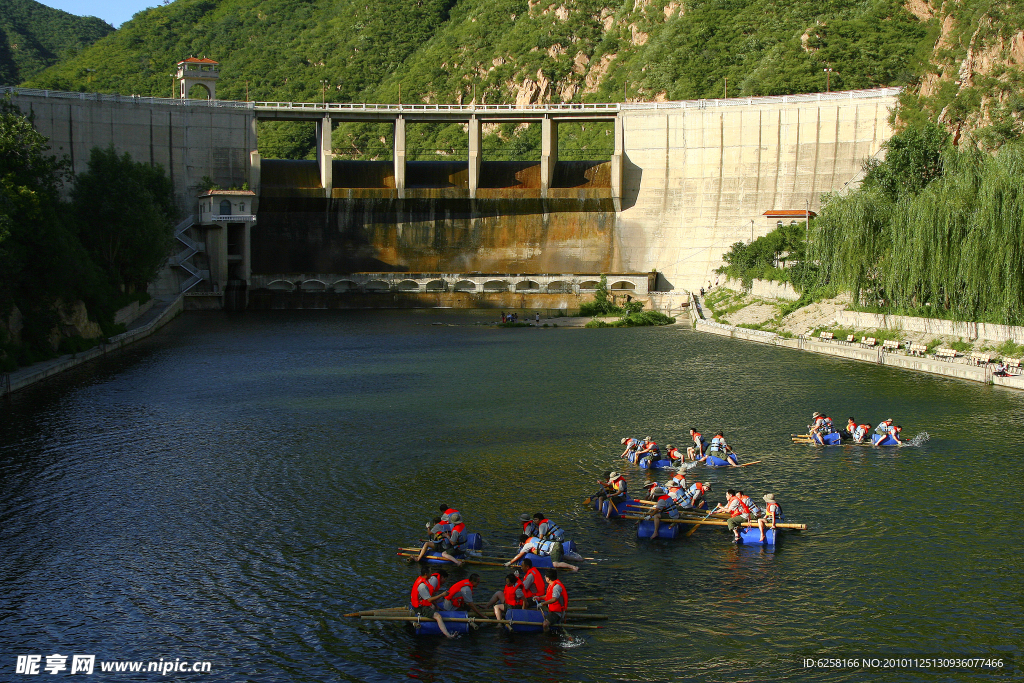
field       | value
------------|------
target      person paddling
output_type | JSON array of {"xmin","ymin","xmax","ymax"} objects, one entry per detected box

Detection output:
[
  {"xmin": 536, "ymin": 569, "xmax": 569, "ymax": 633},
  {"xmin": 596, "ymin": 471, "xmax": 628, "ymax": 518},
  {"xmin": 410, "ymin": 565, "xmax": 456, "ymax": 638}
]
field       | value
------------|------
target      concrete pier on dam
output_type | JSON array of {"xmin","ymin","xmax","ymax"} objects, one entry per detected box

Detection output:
[{"xmin": 2, "ymin": 86, "xmax": 898, "ymax": 308}]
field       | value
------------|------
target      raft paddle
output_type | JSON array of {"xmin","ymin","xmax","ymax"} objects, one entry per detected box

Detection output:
[{"xmin": 685, "ymin": 510, "xmax": 716, "ymax": 537}]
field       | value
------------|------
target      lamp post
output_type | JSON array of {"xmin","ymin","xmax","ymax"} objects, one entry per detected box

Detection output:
[{"xmin": 823, "ymin": 67, "xmax": 834, "ymax": 93}]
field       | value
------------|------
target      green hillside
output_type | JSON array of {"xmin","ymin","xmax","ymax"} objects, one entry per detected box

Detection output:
[
  {"xmin": 0, "ymin": 0, "xmax": 113, "ymax": 84},
  {"xmin": 19, "ymin": 0, "xmax": 936, "ymax": 158}
]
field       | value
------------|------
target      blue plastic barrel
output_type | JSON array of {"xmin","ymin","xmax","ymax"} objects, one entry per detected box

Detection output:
[
  {"xmin": 705, "ymin": 454, "xmax": 730, "ymax": 467},
  {"xmin": 602, "ymin": 498, "xmax": 638, "ymax": 518},
  {"xmin": 872, "ymin": 434, "xmax": 899, "ymax": 446},
  {"xmin": 818, "ymin": 432, "xmax": 841, "ymax": 445},
  {"xmin": 525, "ymin": 554, "xmax": 553, "ymax": 568},
  {"xmin": 562, "ymin": 540, "xmax": 577, "ymax": 554},
  {"xmin": 737, "ymin": 527, "xmax": 776, "ymax": 545},
  {"xmin": 505, "ymin": 609, "xmax": 545, "ymax": 633},
  {"xmin": 639, "ymin": 458, "xmax": 673, "ymax": 469},
  {"xmin": 637, "ymin": 519, "xmax": 681, "ymax": 538},
  {"xmin": 466, "ymin": 533, "xmax": 484, "ymax": 550},
  {"xmin": 412, "ymin": 610, "xmax": 470, "ymax": 635}
]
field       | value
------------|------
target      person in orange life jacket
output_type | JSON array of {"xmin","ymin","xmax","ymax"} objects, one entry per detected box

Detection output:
[
  {"xmin": 536, "ymin": 569, "xmax": 569, "ymax": 632},
  {"xmin": 597, "ymin": 471, "xmax": 628, "ymax": 518},
  {"xmin": 646, "ymin": 486, "xmax": 681, "ymax": 538},
  {"xmin": 890, "ymin": 424, "xmax": 904, "ymax": 444},
  {"xmin": 504, "ymin": 534, "xmax": 579, "ymax": 572},
  {"xmin": 487, "ymin": 573, "xmax": 526, "ymax": 621},
  {"xmin": 515, "ymin": 558, "xmax": 547, "ymax": 607},
  {"xmin": 520, "ymin": 513, "xmax": 539, "ymax": 538},
  {"xmin": 443, "ymin": 573, "xmax": 487, "ymax": 618},
  {"xmin": 533, "ymin": 513, "xmax": 565, "ymax": 542},
  {"xmin": 714, "ymin": 489, "xmax": 749, "ymax": 541},
  {"xmin": 686, "ymin": 428, "xmax": 707, "ymax": 460},
  {"xmin": 666, "ymin": 480, "xmax": 692, "ymax": 510},
  {"xmin": 427, "ymin": 568, "xmax": 448, "ymax": 593},
  {"xmin": 874, "ymin": 418, "xmax": 894, "ymax": 436},
  {"xmin": 665, "ymin": 443, "xmax": 682, "ymax": 462},
  {"xmin": 619, "ymin": 437, "xmax": 641, "ymax": 459},
  {"xmin": 723, "ymin": 489, "xmax": 762, "ymax": 541},
  {"xmin": 410, "ymin": 565, "xmax": 456, "ymax": 638},
  {"xmin": 849, "ymin": 419, "xmax": 872, "ymax": 443},
  {"xmin": 758, "ymin": 493, "xmax": 784, "ymax": 542}
]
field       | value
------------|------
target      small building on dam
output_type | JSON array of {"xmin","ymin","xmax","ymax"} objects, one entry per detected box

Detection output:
[{"xmin": 2, "ymin": 75, "xmax": 898, "ymax": 311}]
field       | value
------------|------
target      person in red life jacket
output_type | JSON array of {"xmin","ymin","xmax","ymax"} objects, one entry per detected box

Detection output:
[
  {"xmin": 891, "ymin": 424, "xmax": 905, "ymax": 444},
  {"xmin": 520, "ymin": 513, "xmax": 539, "ymax": 538},
  {"xmin": 665, "ymin": 443, "xmax": 682, "ymax": 462},
  {"xmin": 687, "ymin": 481, "xmax": 712, "ymax": 510},
  {"xmin": 532, "ymin": 513, "xmax": 566, "ymax": 542},
  {"xmin": 427, "ymin": 568, "xmax": 448, "ymax": 593},
  {"xmin": 536, "ymin": 569, "xmax": 569, "ymax": 633},
  {"xmin": 635, "ymin": 436, "xmax": 660, "ymax": 466},
  {"xmin": 809, "ymin": 411, "xmax": 827, "ymax": 439},
  {"xmin": 757, "ymin": 493, "xmax": 784, "ymax": 542},
  {"xmin": 706, "ymin": 431, "xmax": 740, "ymax": 466},
  {"xmin": 619, "ymin": 437, "xmax": 641, "ymax": 459},
  {"xmin": 714, "ymin": 489, "xmax": 751, "ymax": 541},
  {"xmin": 413, "ymin": 513, "xmax": 467, "ymax": 565},
  {"xmin": 443, "ymin": 574, "xmax": 487, "ymax": 618},
  {"xmin": 516, "ymin": 558, "xmax": 547, "ymax": 608},
  {"xmin": 410, "ymin": 565, "xmax": 456, "ymax": 638},
  {"xmin": 686, "ymin": 428, "xmax": 707, "ymax": 460},
  {"xmin": 439, "ymin": 504, "xmax": 460, "ymax": 524},
  {"xmin": 504, "ymin": 534, "xmax": 579, "ymax": 572},
  {"xmin": 849, "ymin": 419, "xmax": 872, "ymax": 443},
  {"xmin": 486, "ymin": 573, "xmax": 526, "ymax": 621},
  {"xmin": 645, "ymin": 486, "xmax": 680, "ymax": 538}
]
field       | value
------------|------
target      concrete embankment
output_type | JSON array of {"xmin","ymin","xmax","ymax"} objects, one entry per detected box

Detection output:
[
  {"xmin": 689, "ymin": 302, "xmax": 1024, "ymax": 391},
  {"xmin": 3, "ymin": 296, "xmax": 184, "ymax": 396}
]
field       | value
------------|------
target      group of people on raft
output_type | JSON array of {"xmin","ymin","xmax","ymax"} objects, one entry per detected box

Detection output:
[
  {"xmin": 809, "ymin": 412, "xmax": 906, "ymax": 444},
  {"xmin": 410, "ymin": 561, "xmax": 570, "ymax": 638},
  {"xmin": 620, "ymin": 431, "xmax": 742, "ymax": 467},
  {"xmin": 593, "ymin": 469, "xmax": 784, "ymax": 541},
  {"xmin": 408, "ymin": 504, "xmax": 576, "ymax": 637}
]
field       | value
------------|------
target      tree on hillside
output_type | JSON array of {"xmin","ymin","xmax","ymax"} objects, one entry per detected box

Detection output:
[
  {"xmin": 0, "ymin": 97, "xmax": 108, "ymax": 359},
  {"xmin": 862, "ymin": 122, "xmax": 950, "ymax": 200},
  {"xmin": 71, "ymin": 147, "xmax": 175, "ymax": 293}
]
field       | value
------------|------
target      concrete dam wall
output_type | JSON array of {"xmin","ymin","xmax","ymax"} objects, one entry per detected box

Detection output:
[
  {"xmin": 617, "ymin": 89, "xmax": 897, "ymax": 291},
  {"xmin": 3, "ymin": 87, "xmax": 898, "ymax": 300}
]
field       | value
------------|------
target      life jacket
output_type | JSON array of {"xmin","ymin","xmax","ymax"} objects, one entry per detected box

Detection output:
[
  {"xmin": 447, "ymin": 579, "xmax": 473, "ymax": 608},
  {"xmin": 503, "ymin": 580, "xmax": 524, "ymax": 608},
  {"xmin": 610, "ymin": 476, "xmax": 627, "ymax": 494},
  {"xmin": 525, "ymin": 536, "xmax": 558, "ymax": 556},
  {"xmin": 667, "ymin": 447, "xmax": 681, "ymax": 460},
  {"xmin": 441, "ymin": 508, "xmax": 459, "ymax": 522},
  {"xmin": 740, "ymin": 494, "xmax": 760, "ymax": 517},
  {"xmin": 428, "ymin": 572, "xmax": 444, "ymax": 591},
  {"xmin": 656, "ymin": 494, "xmax": 679, "ymax": 518},
  {"xmin": 411, "ymin": 576, "xmax": 433, "ymax": 608},
  {"xmin": 545, "ymin": 579, "xmax": 568, "ymax": 613},
  {"xmin": 728, "ymin": 494, "xmax": 750, "ymax": 517},
  {"xmin": 522, "ymin": 567, "xmax": 546, "ymax": 599},
  {"xmin": 523, "ymin": 520, "xmax": 538, "ymax": 536},
  {"xmin": 709, "ymin": 436, "xmax": 726, "ymax": 452},
  {"xmin": 538, "ymin": 519, "xmax": 565, "ymax": 541},
  {"xmin": 766, "ymin": 501, "xmax": 785, "ymax": 522},
  {"xmin": 447, "ymin": 523, "xmax": 467, "ymax": 550}
]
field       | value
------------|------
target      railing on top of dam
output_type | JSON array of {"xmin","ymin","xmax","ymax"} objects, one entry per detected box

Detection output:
[
  {"xmin": 1, "ymin": 85, "xmax": 900, "ymax": 115},
  {"xmin": 0, "ymin": 86, "xmax": 255, "ymax": 109}
]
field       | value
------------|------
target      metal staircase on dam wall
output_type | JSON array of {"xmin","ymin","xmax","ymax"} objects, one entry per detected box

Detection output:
[{"xmin": 170, "ymin": 216, "xmax": 209, "ymax": 293}]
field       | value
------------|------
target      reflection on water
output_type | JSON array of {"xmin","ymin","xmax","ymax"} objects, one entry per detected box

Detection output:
[{"xmin": 0, "ymin": 310, "xmax": 1021, "ymax": 682}]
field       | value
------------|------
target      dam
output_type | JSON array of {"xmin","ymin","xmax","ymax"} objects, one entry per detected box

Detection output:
[{"xmin": 1, "ymin": 85, "xmax": 898, "ymax": 306}]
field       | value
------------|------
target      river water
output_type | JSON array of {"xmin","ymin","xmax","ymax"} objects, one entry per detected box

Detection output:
[{"xmin": 1, "ymin": 310, "xmax": 1020, "ymax": 682}]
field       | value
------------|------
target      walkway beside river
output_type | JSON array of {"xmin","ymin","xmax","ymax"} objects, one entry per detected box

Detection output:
[
  {"xmin": 3, "ymin": 296, "xmax": 183, "ymax": 396},
  {"xmin": 689, "ymin": 295, "xmax": 1024, "ymax": 391}
]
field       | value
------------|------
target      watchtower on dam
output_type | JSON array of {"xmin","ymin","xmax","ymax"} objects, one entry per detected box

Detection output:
[{"xmin": 1, "ymin": 85, "xmax": 898, "ymax": 309}]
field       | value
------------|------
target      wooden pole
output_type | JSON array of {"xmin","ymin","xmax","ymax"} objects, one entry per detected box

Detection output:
[
  {"xmin": 360, "ymin": 615, "xmax": 603, "ymax": 629},
  {"xmin": 396, "ymin": 552, "xmax": 510, "ymax": 568},
  {"xmin": 620, "ymin": 515, "xmax": 807, "ymax": 530}
]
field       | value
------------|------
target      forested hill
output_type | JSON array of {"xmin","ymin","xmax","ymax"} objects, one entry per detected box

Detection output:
[
  {"xmin": 20, "ymin": 0, "xmax": 931, "ymax": 102},
  {"xmin": 0, "ymin": 0, "xmax": 113, "ymax": 84}
]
